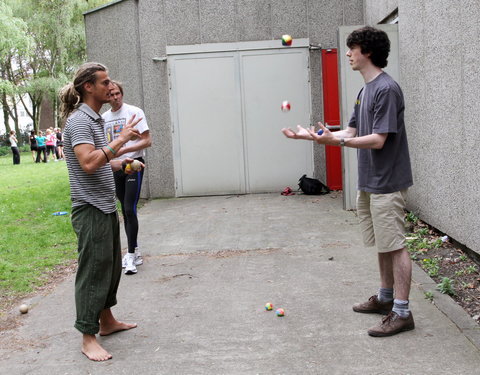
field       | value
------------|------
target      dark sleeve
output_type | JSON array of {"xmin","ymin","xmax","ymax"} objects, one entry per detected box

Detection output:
[
  {"xmin": 348, "ymin": 89, "xmax": 363, "ymax": 129},
  {"xmin": 372, "ymin": 87, "xmax": 401, "ymax": 134},
  {"xmin": 348, "ymin": 110, "xmax": 356, "ymax": 128}
]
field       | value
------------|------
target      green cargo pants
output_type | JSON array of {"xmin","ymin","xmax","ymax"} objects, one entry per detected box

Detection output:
[{"xmin": 71, "ymin": 204, "xmax": 122, "ymax": 335}]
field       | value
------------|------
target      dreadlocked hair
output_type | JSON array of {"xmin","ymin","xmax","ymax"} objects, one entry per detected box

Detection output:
[{"xmin": 59, "ymin": 62, "xmax": 107, "ymax": 120}]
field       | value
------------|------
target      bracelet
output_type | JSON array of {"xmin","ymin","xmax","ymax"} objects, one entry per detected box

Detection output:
[
  {"xmin": 106, "ymin": 145, "xmax": 116, "ymax": 155},
  {"xmin": 101, "ymin": 148, "xmax": 109, "ymax": 162}
]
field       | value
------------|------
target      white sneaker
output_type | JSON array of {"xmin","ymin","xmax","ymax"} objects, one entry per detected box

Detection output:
[
  {"xmin": 134, "ymin": 249, "xmax": 143, "ymax": 265},
  {"xmin": 122, "ymin": 250, "xmax": 143, "ymax": 268},
  {"xmin": 124, "ymin": 253, "xmax": 137, "ymax": 275}
]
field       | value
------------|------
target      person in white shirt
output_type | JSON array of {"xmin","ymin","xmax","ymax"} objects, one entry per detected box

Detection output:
[
  {"xmin": 9, "ymin": 130, "xmax": 20, "ymax": 165},
  {"xmin": 103, "ymin": 81, "xmax": 152, "ymax": 275}
]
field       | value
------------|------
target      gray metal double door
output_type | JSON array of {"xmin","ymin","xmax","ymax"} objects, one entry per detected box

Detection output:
[{"xmin": 168, "ymin": 40, "xmax": 313, "ymax": 196}]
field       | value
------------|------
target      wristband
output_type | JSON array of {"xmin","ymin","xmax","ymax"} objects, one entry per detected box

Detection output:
[
  {"xmin": 106, "ymin": 145, "xmax": 116, "ymax": 155},
  {"xmin": 101, "ymin": 148, "xmax": 109, "ymax": 162}
]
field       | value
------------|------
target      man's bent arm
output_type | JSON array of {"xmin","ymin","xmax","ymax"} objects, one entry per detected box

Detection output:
[
  {"xmin": 74, "ymin": 143, "xmax": 114, "ymax": 174},
  {"xmin": 74, "ymin": 115, "xmax": 142, "ymax": 173}
]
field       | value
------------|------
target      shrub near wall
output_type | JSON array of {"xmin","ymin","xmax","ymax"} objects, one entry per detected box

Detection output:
[{"xmin": 0, "ymin": 145, "xmax": 29, "ymax": 156}]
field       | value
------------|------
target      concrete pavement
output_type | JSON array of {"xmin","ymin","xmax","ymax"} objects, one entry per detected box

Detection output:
[{"xmin": 1, "ymin": 193, "xmax": 479, "ymax": 374}]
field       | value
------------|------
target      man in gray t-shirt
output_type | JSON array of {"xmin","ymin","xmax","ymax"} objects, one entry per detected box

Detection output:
[
  {"xmin": 282, "ymin": 26, "xmax": 414, "ymax": 337},
  {"xmin": 350, "ymin": 72, "xmax": 412, "ymax": 193}
]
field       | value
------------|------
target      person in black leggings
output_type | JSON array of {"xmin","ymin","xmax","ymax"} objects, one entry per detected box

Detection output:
[
  {"xmin": 36, "ymin": 130, "xmax": 47, "ymax": 163},
  {"xmin": 29, "ymin": 130, "xmax": 38, "ymax": 162},
  {"xmin": 114, "ymin": 156, "xmax": 145, "ymax": 266},
  {"xmin": 103, "ymin": 81, "xmax": 152, "ymax": 275}
]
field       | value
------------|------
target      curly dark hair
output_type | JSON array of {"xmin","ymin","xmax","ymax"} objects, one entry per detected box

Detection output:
[{"xmin": 346, "ymin": 26, "xmax": 390, "ymax": 68}]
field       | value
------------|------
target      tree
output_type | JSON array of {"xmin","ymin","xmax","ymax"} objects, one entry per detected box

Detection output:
[
  {"xmin": 3, "ymin": 0, "xmax": 110, "ymax": 131},
  {"xmin": 0, "ymin": 0, "xmax": 32, "ymax": 140}
]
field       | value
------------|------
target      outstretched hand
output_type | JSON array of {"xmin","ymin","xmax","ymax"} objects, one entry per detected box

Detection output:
[
  {"xmin": 307, "ymin": 122, "xmax": 338, "ymax": 145},
  {"xmin": 281, "ymin": 125, "xmax": 315, "ymax": 140},
  {"xmin": 282, "ymin": 122, "xmax": 341, "ymax": 145}
]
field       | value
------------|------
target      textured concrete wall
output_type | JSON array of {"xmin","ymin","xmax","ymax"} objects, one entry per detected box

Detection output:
[
  {"xmin": 85, "ymin": 0, "xmax": 364, "ymax": 197},
  {"xmin": 365, "ymin": 0, "xmax": 480, "ymax": 254},
  {"xmin": 364, "ymin": 0, "xmax": 397, "ymax": 24},
  {"xmin": 84, "ymin": 0, "xmax": 152, "ymax": 196}
]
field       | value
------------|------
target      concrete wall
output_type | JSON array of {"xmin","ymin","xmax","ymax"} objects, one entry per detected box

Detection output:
[
  {"xmin": 365, "ymin": 0, "xmax": 480, "ymax": 255},
  {"xmin": 364, "ymin": 0, "xmax": 397, "ymax": 25},
  {"xmin": 85, "ymin": 0, "xmax": 364, "ymax": 198}
]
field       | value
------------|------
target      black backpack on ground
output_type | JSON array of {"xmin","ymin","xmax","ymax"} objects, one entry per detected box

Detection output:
[{"xmin": 298, "ymin": 174, "xmax": 330, "ymax": 195}]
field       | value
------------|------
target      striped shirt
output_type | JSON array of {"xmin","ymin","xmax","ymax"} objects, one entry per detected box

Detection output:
[{"xmin": 63, "ymin": 103, "xmax": 117, "ymax": 214}]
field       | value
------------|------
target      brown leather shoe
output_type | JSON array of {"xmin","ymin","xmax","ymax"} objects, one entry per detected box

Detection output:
[
  {"xmin": 367, "ymin": 311, "xmax": 415, "ymax": 337},
  {"xmin": 352, "ymin": 295, "xmax": 393, "ymax": 315}
]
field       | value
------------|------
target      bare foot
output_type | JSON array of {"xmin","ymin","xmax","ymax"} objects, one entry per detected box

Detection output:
[
  {"xmin": 82, "ymin": 334, "xmax": 112, "ymax": 362},
  {"xmin": 99, "ymin": 320, "xmax": 137, "ymax": 336}
]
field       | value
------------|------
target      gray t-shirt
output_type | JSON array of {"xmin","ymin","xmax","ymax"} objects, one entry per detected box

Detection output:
[
  {"xmin": 349, "ymin": 72, "xmax": 413, "ymax": 194},
  {"xmin": 63, "ymin": 103, "xmax": 117, "ymax": 214}
]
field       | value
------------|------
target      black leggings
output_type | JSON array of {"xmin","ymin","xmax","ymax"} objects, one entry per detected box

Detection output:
[
  {"xmin": 114, "ymin": 158, "xmax": 144, "ymax": 253},
  {"xmin": 46, "ymin": 145, "xmax": 56, "ymax": 158},
  {"xmin": 11, "ymin": 147, "xmax": 20, "ymax": 164},
  {"xmin": 36, "ymin": 146, "xmax": 47, "ymax": 163}
]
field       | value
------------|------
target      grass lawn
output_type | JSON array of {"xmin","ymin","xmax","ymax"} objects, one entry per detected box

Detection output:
[{"xmin": 0, "ymin": 151, "xmax": 77, "ymax": 306}]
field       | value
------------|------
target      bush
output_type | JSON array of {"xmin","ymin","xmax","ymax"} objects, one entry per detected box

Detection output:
[
  {"xmin": 0, "ymin": 146, "xmax": 10, "ymax": 156},
  {"xmin": 0, "ymin": 145, "xmax": 30, "ymax": 156}
]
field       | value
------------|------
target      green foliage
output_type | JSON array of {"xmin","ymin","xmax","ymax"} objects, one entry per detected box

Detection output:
[
  {"xmin": 422, "ymin": 258, "xmax": 440, "ymax": 277},
  {"xmin": 416, "ymin": 227, "xmax": 429, "ymax": 236},
  {"xmin": 433, "ymin": 238, "xmax": 442, "ymax": 248},
  {"xmin": 0, "ymin": 0, "xmax": 111, "ymax": 128},
  {"xmin": 459, "ymin": 255, "xmax": 468, "ymax": 261},
  {"xmin": 0, "ymin": 1, "xmax": 32, "ymax": 57},
  {"xmin": 424, "ymin": 291, "xmax": 434, "ymax": 302},
  {"xmin": 406, "ymin": 229, "xmax": 444, "ymax": 261},
  {"xmin": 405, "ymin": 212, "xmax": 418, "ymax": 224},
  {"xmin": 465, "ymin": 265, "xmax": 478, "ymax": 274},
  {"xmin": 406, "ymin": 236, "xmax": 430, "ymax": 254},
  {"xmin": 0, "ymin": 79, "xmax": 16, "ymax": 96},
  {"xmin": 437, "ymin": 277, "xmax": 456, "ymax": 296},
  {"xmin": 0, "ymin": 154, "xmax": 77, "ymax": 295}
]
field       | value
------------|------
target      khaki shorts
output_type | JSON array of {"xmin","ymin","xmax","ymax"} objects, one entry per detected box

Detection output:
[{"xmin": 356, "ymin": 190, "xmax": 407, "ymax": 253}]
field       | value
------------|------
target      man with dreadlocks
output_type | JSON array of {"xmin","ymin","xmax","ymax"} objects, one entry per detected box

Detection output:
[{"xmin": 60, "ymin": 62, "xmax": 142, "ymax": 361}]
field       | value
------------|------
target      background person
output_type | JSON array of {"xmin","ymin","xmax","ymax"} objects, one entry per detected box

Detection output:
[
  {"xmin": 103, "ymin": 81, "xmax": 152, "ymax": 275},
  {"xmin": 29, "ymin": 130, "xmax": 38, "ymax": 162},
  {"xmin": 282, "ymin": 26, "xmax": 414, "ymax": 338},
  {"xmin": 45, "ymin": 128, "xmax": 57, "ymax": 162},
  {"xmin": 59, "ymin": 62, "xmax": 142, "ymax": 362},
  {"xmin": 36, "ymin": 130, "xmax": 47, "ymax": 163},
  {"xmin": 55, "ymin": 127, "xmax": 64, "ymax": 160},
  {"xmin": 9, "ymin": 130, "xmax": 20, "ymax": 165}
]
